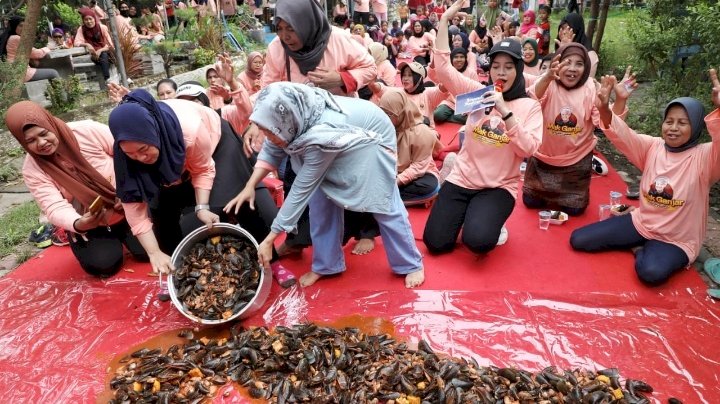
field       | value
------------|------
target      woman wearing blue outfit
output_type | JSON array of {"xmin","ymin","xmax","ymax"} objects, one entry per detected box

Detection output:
[{"xmin": 224, "ymin": 82, "xmax": 425, "ymax": 288}]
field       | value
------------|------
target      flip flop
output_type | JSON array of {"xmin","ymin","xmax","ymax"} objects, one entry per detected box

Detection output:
[
  {"xmin": 702, "ymin": 257, "xmax": 720, "ymax": 284},
  {"xmin": 271, "ymin": 262, "xmax": 296, "ymax": 288},
  {"xmin": 708, "ymin": 289, "xmax": 720, "ymax": 299}
]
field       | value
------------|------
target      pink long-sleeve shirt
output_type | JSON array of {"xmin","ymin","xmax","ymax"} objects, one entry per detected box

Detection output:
[
  {"xmin": 263, "ymin": 27, "xmax": 377, "ymax": 97},
  {"xmin": 123, "ymin": 99, "xmax": 221, "ymax": 236},
  {"xmin": 529, "ymin": 78, "xmax": 599, "ymax": 166},
  {"xmin": 377, "ymin": 83, "xmax": 449, "ymax": 128},
  {"xmin": 74, "ymin": 23, "xmax": 115, "ymax": 51},
  {"xmin": 355, "ymin": 0, "xmax": 370, "ymax": 13},
  {"xmin": 432, "ymin": 49, "xmax": 542, "ymax": 197},
  {"xmin": 22, "ymin": 120, "xmax": 124, "ymax": 231},
  {"xmin": 428, "ymin": 58, "xmax": 478, "ymax": 110},
  {"xmin": 599, "ymin": 109, "xmax": 720, "ymax": 261},
  {"xmin": 371, "ymin": 0, "xmax": 387, "ymax": 13},
  {"xmin": 406, "ymin": 33, "xmax": 434, "ymax": 59},
  {"xmin": 377, "ymin": 59, "xmax": 397, "ymax": 86},
  {"xmin": 5, "ymin": 35, "xmax": 50, "ymax": 82},
  {"xmin": 220, "ymin": 86, "xmax": 252, "ymax": 135}
]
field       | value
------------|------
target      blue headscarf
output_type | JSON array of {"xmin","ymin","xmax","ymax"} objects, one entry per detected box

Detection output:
[
  {"xmin": 109, "ymin": 89, "xmax": 185, "ymax": 203},
  {"xmin": 663, "ymin": 97, "xmax": 706, "ymax": 153}
]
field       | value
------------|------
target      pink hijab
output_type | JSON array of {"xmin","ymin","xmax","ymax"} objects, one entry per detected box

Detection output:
[{"xmin": 519, "ymin": 10, "xmax": 538, "ymax": 35}]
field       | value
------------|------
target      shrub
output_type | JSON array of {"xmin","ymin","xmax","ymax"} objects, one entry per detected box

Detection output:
[
  {"xmin": 0, "ymin": 61, "xmax": 27, "ymax": 128},
  {"xmin": 193, "ymin": 47, "xmax": 216, "ymax": 68},
  {"xmin": 47, "ymin": 76, "xmax": 82, "ymax": 114},
  {"xmin": 51, "ymin": 2, "xmax": 82, "ymax": 32}
]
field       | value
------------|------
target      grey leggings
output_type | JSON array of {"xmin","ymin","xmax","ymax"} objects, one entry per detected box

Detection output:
[{"xmin": 29, "ymin": 68, "xmax": 60, "ymax": 81}]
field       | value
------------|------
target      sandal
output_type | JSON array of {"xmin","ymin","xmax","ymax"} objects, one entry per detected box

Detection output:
[
  {"xmin": 271, "ymin": 262, "xmax": 296, "ymax": 288},
  {"xmin": 702, "ymin": 257, "xmax": 720, "ymax": 284}
]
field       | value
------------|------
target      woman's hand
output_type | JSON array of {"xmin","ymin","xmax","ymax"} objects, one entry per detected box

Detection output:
[
  {"xmin": 74, "ymin": 208, "xmax": 108, "ymax": 232},
  {"xmin": 555, "ymin": 25, "xmax": 574, "ymax": 47},
  {"xmin": 224, "ymin": 187, "xmax": 256, "ymax": 215},
  {"xmin": 485, "ymin": 90, "xmax": 509, "ymax": 117},
  {"xmin": 545, "ymin": 53, "xmax": 565, "ymax": 81},
  {"xmin": 489, "ymin": 26, "xmax": 504, "ymax": 46},
  {"xmin": 149, "ymin": 250, "xmax": 174, "ymax": 274},
  {"xmin": 214, "ymin": 52, "xmax": 235, "ymax": 84},
  {"xmin": 596, "ymin": 75, "xmax": 616, "ymax": 127},
  {"xmin": 440, "ymin": 0, "xmax": 464, "ymax": 21},
  {"xmin": 209, "ymin": 84, "xmax": 231, "ymax": 100},
  {"xmin": 107, "ymin": 82, "xmax": 130, "ymax": 104},
  {"xmin": 196, "ymin": 208, "xmax": 219, "ymax": 229},
  {"xmin": 257, "ymin": 238, "xmax": 274, "ymax": 270},
  {"xmin": 242, "ymin": 122, "xmax": 263, "ymax": 157},
  {"xmin": 307, "ymin": 68, "xmax": 343, "ymax": 90},
  {"xmin": 614, "ymin": 65, "xmax": 637, "ymax": 100},
  {"xmin": 711, "ymin": 68, "xmax": 720, "ymax": 108}
]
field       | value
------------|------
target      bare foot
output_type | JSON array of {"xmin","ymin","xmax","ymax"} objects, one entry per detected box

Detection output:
[
  {"xmin": 277, "ymin": 242, "xmax": 305, "ymax": 257},
  {"xmin": 351, "ymin": 238, "xmax": 375, "ymax": 255},
  {"xmin": 405, "ymin": 268, "xmax": 425, "ymax": 289},
  {"xmin": 299, "ymin": 271, "xmax": 323, "ymax": 287}
]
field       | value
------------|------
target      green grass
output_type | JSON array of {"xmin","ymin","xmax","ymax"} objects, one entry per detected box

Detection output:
[
  {"xmin": 0, "ymin": 201, "xmax": 41, "ymax": 258},
  {"xmin": 548, "ymin": 8, "xmax": 636, "ymax": 76}
]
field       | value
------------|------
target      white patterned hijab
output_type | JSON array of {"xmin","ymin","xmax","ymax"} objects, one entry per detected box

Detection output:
[{"xmin": 250, "ymin": 82, "xmax": 343, "ymax": 144}]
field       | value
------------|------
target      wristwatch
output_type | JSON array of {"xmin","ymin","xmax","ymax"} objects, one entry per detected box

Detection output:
[{"xmin": 195, "ymin": 204, "xmax": 210, "ymax": 212}]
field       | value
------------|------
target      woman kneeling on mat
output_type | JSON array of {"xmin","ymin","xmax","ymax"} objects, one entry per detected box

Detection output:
[
  {"xmin": 109, "ymin": 90, "xmax": 284, "ymax": 278},
  {"xmin": 224, "ymin": 82, "xmax": 425, "ymax": 289},
  {"xmin": 570, "ymin": 69, "xmax": 720, "ymax": 285},
  {"xmin": 5, "ymin": 102, "xmax": 147, "ymax": 277}
]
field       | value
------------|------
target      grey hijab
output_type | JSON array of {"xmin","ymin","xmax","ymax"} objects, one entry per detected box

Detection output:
[
  {"xmin": 663, "ymin": 97, "xmax": 706, "ymax": 153},
  {"xmin": 251, "ymin": 82, "xmax": 383, "ymax": 155},
  {"xmin": 275, "ymin": 0, "xmax": 331, "ymax": 75}
]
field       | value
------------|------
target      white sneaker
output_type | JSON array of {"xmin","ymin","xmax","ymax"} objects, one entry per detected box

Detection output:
[
  {"xmin": 439, "ymin": 152, "xmax": 457, "ymax": 183},
  {"xmin": 496, "ymin": 226, "xmax": 508, "ymax": 246},
  {"xmin": 592, "ymin": 155, "xmax": 609, "ymax": 176}
]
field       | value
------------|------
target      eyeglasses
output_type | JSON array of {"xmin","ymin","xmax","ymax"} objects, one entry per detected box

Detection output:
[{"xmin": 53, "ymin": 35, "xmax": 63, "ymax": 38}]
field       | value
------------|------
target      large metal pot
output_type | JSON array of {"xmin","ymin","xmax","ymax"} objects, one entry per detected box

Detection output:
[{"xmin": 166, "ymin": 223, "xmax": 272, "ymax": 324}]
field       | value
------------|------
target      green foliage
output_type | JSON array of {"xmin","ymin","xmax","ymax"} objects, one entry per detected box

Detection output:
[
  {"xmin": 0, "ymin": 61, "xmax": 27, "ymax": 129},
  {"xmin": 626, "ymin": 0, "xmax": 720, "ymax": 135},
  {"xmin": 149, "ymin": 41, "xmax": 183, "ymax": 77},
  {"xmin": 196, "ymin": 15, "xmax": 224, "ymax": 54},
  {"xmin": 0, "ymin": 165, "xmax": 19, "ymax": 182},
  {"xmin": 0, "ymin": 201, "xmax": 41, "ymax": 259},
  {"xmin": 51, "ymin": 2, "xmax": 82, "ymax": 31},
  {"xmin": 5, "ymin": 147, "xmax": 25, "ymax": 158},
  {"xmin": 193, "ymin": 47, "xmax": 216, "ymax": 68},
  {"xmin": 47, "ymin": 76, "xmax": 82, "ymax": 114}
]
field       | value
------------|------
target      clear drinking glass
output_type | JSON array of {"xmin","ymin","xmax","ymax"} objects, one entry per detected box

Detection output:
[
  {"xmin": 539, "ymin": 210, "xmax": 551, "ymax": 230},
  {"xmin": 599, "ymin": 204, "xmax": 612, "ymax": 221},
  {"xmin": 610, "ymin": 191, "xmax": 622, "ymax": 207}
]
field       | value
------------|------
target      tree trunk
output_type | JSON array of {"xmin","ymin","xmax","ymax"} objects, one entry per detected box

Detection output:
[
  {"xmin": 8, "ymin": 0, "xmax": 43, "ymax": 100},
  {"xmin": 592, "ymin": 0, "xmax": 611, "ymax": 52},
  {"xmin": 586, "ymin": 0, "xmax": 601, "ymax": 43}
]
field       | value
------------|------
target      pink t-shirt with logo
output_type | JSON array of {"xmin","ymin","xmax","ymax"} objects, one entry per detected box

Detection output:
[
  {"xmin": 599, "ymin": 109, "xmax": 720, "ymax": 261},
  {"xmin": 431, "ymin": 49, "xmax": 542, "ymax": 197},
  {"xmin": 529, "ymin": 79, "xmax": 600, "ymax": 166}
]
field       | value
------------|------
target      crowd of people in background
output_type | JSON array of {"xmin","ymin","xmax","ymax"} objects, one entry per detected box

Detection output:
[{"xmin": 4, "ymin": 0, "xmax": 720, "ymax": 292}]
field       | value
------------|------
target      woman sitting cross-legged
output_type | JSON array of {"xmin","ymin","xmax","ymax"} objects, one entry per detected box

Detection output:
[
  {"xmin": 570, "ymin": 69, "xmax": 720, "ymax": 285},
  {"xmin": 224, "ymin": 82, "xmax": 426, "ymax": 289},
  {"xmin": 5, "ymin": 102, "xmax": 147, "ymax": 277}
]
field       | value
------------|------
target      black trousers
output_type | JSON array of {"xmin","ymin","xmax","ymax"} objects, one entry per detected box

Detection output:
[
  {"xmin": 69, "ymin": 219, "xmax": 147, "ymax": 278},
  {"xmin": 423, "ymin": 182, "xmax": 514, "ymax": 254},
  {"xmin": 399, "ymin": 173, "xmax": 439, "ymax": 200},
  {"xmin": 94, "ymin": 51, "xmax": 112, "ymax": 80}
]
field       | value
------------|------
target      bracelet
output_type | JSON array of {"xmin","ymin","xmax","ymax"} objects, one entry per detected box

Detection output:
[
  {"xmin": 502, "ymin": 111, "xmax": 514, "ymax": 121},
  {"xmin": 195, "ymin": 204, "xmax": 210, "ymax": 212}
]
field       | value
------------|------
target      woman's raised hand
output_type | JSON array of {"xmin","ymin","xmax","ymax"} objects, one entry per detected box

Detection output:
[
  {"xmin": 710, "ymin": 68, "xmax": 720, "ymax": 108},
  {"xmin": 489, "ymin": 26, "xmax": 504, "ymax": 46},
  {"xmin": 214, "ymin": 52, "xmax": 235, "ymax": 84},
  {"xmin": 614, "ymin": 65, "xmax": 637, "ymax": 100},
  {"xmin": 441, "ymin": 0, "xmax": 464, "ymax": 21},
  {"xmin": 107, "ymin": 82, "xmax": 130, "ymax": 104},
  {"xmin": 555, "ymin": 25, "xmax": 574, "ymax": 47},
  {"xmin": 596, "ymin": 75, "xmax": 616, "ymax": 109}
]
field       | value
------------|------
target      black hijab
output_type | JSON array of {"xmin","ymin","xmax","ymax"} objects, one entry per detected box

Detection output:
[
  {"xmin": 109, "ymin": 89, "xmax": 186, "ymax": 204},
  {"xmin": 557, "ymin": 12, "xmax": 593, "ymax": 51},
  {"xmin": 275, "ymin": 0, "xmax": 331, "ymax": 75},
  {"xmin": 488, "ymin": 39, "xmax": 527, "ymax": 102},
  {"xmin": 450, "ymin": 47, "xmax": 469, "ymax": 73},
  {"xmin": 401, "ymin": 65, "xmax": 425, "ymax": 95},
  {"xmin": 0, "ymin": 17, "xmax": 23, "ymax": 59},
  {"xmin": 663, "ymin": 97, "xmax": 706, "ymax": 153}
]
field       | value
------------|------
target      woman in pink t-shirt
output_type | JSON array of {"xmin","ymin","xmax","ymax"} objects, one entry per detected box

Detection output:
[
  {"xmin": 423, "ymin": 1, "xmax": 542, "ymax": 253},
  {"xmin": 571, "ymin": 71, "xmax": 720, "ymax": 285},
  {"xmin": 522, "ymin": 43, "xmax": 603, "ymax": 216},
  {"xmin": 237, "ymin": 51, "xmax": 264, "ymax": 95},
  {"xmin": 407, "ymin": 20, "xmax": 434, "ymax": 63}
]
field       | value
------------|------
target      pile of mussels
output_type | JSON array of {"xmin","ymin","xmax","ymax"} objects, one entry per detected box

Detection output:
[
  {"xmin": 173, "ymin": 235, "xmax": 261, "ymax": 321},
  {"xmin": 109, "ymin": 324, "xmax": 668, "ymax": 403}
]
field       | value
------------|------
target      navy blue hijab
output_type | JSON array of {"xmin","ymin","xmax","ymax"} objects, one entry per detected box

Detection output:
[
  {"xmin": 663, "ymin": 97, "xmax": 706, "ymax": 153},
  {"xmin": 109, "ymin": 89, "xmax": 185, "ymax": 203}
]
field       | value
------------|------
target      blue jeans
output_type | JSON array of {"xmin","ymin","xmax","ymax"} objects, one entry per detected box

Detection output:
[
  {"xmin": 308, "ymin": 186, "xmax": 423, "ymax": 275},
  {"xmin": 570, "ymin": 214, "xmax": 689, "ymax": 285}
]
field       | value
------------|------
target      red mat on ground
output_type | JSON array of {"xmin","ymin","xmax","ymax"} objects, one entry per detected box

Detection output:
[{"xmin": 1, "ymin": 122, "xmax": 719, "ymax": 402}]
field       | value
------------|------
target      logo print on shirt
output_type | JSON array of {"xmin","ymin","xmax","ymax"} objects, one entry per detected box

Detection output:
[
  {"xmin": 547, "ymin": 105, "xmax": 582, "ymax": 136},
  {"xmin": 471, "ymin": 115, "xmax": 510, "ymax": 147},
  {"xmin": 643, "ymin": 176, "xmax": 685, "ymax": 209}
]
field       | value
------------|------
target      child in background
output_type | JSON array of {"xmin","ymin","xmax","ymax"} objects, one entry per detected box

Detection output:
[
  {"xmin": 398, "ymin": 1, "xmax": 410, "ymax": 25},
  {"xmin": 537, "ymin": 5, "xmax": 551, "ymax": 56},
  {"xmin": 390, "ymin": 20, "xmax": 402, "ymax": 36},
  {"xmin": 385, "ymin": 33, "xmax": 399, "ymax": 67}
]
